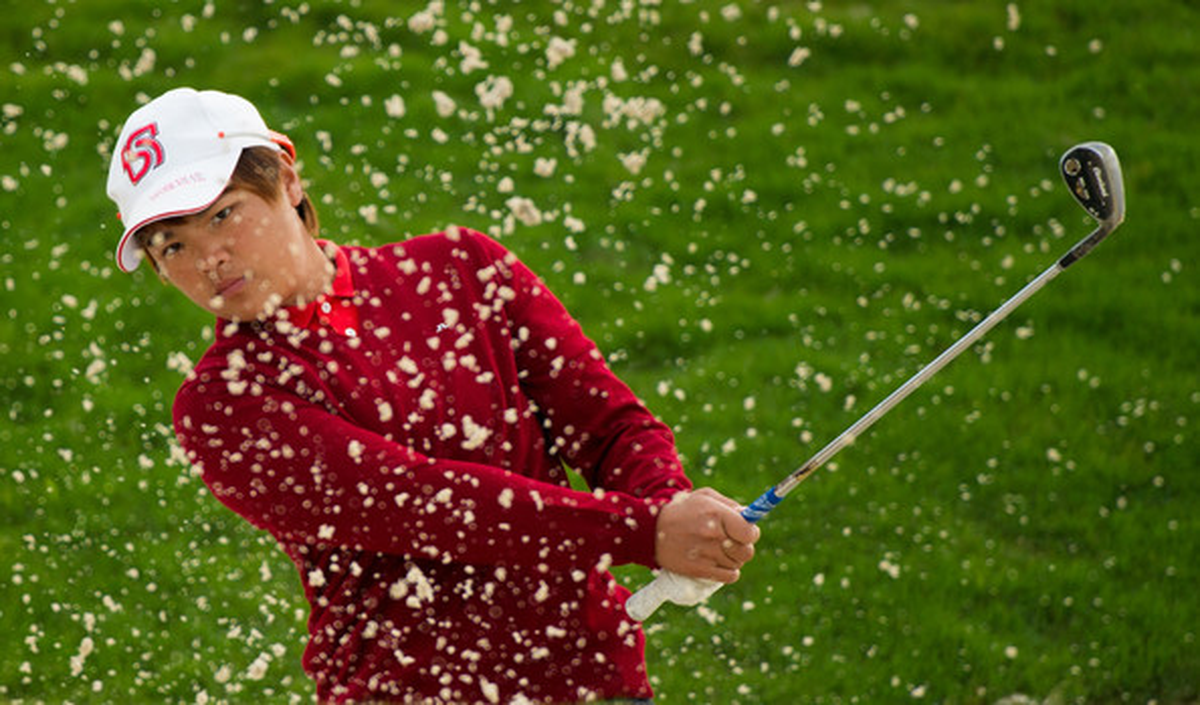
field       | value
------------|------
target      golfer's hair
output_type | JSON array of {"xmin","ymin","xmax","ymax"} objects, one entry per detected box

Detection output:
[
  {"xmin": 134, "ymin": 146, "xmax": 320, "ymax": 272},
  {"xmin": 234, "ymin": 146, "xmax": 320, "ymax": 237}
]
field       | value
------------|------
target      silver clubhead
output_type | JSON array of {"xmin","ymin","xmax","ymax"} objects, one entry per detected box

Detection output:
[{"xmin": 1060, "ymin": 142, "xmax": 1126, "ymax": 231}]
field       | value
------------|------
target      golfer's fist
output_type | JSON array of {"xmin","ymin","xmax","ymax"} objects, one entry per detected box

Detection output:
[{"xmin": 654, "ymin": 488, "xmax": 760, "ymax": 583}]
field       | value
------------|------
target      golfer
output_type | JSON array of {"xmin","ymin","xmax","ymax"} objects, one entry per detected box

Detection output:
[{"xmin": 106, "ymin": 88, "xmax": 758, "ymax": 704}]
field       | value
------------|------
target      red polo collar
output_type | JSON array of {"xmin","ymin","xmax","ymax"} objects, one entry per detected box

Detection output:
[{"xmin": 278, "ymin": 241, "xmax": 360, "ymax": 337}]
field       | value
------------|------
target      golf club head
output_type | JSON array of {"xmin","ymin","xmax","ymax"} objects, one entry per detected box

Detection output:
[{"xmin": 1060, "ymin": 142, "xmax": 1125, "ymax": 231}]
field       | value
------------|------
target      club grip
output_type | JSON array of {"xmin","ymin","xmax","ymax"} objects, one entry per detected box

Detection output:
[
  {"xmin": 741, "ymin": 486, "xmax": 784, "ymax": 523},
  {"xmin": 625, "ymin": 570, "xmax": 723, "ymax": 621}
]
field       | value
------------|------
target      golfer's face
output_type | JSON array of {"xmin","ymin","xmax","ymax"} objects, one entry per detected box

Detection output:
[{"xmin": 139, "ymin": 180, "xmax": 311, "ymax": 321}]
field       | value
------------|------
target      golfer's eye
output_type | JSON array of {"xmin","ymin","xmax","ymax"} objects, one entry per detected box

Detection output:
[
  {"xmin": 147, "ymin": 232, "xmax": 178, "ymax": 259},
  {"xmin": 211, "ymin": 206, "xmax": 234, "ymax": 225}
]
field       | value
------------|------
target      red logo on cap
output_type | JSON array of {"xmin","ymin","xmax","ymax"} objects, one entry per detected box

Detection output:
[{"xmin": 121, "ymin": 123, "xmax": 165, "ymax": 185}]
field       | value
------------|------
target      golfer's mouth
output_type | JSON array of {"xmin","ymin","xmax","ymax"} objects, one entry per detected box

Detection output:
[{"xmin": 215, "ymin": 275, "xmax": 247, "ymax": 298}]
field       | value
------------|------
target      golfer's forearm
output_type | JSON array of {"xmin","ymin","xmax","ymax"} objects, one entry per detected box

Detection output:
[{"xmin": 493, "ymin": 239, "xmax": 690, "ymax": 501}]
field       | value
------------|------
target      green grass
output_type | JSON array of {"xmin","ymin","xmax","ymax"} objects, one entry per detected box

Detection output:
[{"xmin": 2, "ymin": 0, "xmax": 1197, "ymax": 703}]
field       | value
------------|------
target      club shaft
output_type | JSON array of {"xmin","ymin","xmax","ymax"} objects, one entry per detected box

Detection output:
[
  {"xmin": 635, "ymin": 145, "xmax": 1123, "ymax": 620},
  {"xmin": 638, "ymin": 218, "xmax": 1119, "ymax": 618},
  {"xmin": 742, "ymin": 240, "xmax": 1094, "ymax": 523}
]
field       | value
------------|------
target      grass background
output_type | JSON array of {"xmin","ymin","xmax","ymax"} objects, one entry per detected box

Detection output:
[{"xmin": 1, "ymin": 1, "xmax": 1197, "ymax": 703}]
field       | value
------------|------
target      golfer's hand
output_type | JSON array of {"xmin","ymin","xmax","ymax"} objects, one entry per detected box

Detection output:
[{"xmin": 654, "ymin": 488, "xmax": 760, "ymax": 583}]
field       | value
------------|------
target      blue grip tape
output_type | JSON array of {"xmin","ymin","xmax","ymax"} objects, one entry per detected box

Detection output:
[{"xmin": 742, "ymin": 487, "xmax": 784, "ymax": 523}]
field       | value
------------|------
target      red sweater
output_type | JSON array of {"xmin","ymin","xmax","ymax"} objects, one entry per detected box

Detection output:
[{"xmin": 173, "ymin": 228, "xmax": 691, "ymax": 703}]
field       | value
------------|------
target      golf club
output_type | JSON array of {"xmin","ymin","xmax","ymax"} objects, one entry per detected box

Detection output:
[{"xmin": 626, "ymin": 141, "xmax": 1126, "ymax": 621}]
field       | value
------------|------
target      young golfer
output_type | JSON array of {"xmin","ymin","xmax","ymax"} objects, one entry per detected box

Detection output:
[{"xmin": 106, "ymin": 88, "xmax": 758, "ymax": 704}]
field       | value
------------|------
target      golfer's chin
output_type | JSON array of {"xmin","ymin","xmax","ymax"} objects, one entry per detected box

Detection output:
[
  {"xmin": 200, "ymin": 293, "xmax": 270, "ymax": 323},
  {"xmin": 198, "ymin": 278, "xmax": 293, "ymax": 322}
]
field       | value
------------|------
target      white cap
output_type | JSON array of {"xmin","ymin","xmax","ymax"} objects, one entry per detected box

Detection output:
[{"xmin": 106, "ymin": 88, "xmax": 294, "ymax": 272}]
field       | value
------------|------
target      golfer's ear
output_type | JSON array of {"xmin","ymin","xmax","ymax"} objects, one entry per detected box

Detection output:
[{"xmin": 280, "ymin": 158, "xmax": 304, "ymax": 208}]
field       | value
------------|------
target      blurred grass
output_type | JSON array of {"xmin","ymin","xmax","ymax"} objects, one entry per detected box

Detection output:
[{"xmin": 1, "ymin": 1, "xmax": 1197, "ymax": 703}]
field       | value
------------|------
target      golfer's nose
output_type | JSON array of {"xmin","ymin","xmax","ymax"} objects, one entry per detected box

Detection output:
[{"xmin": 196, "ymin": 238, "xmax": 232, "ymax": 278}]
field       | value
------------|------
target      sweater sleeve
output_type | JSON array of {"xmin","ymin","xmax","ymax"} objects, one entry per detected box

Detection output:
[
  {"xmin": 461, "ymin": 231, "xmax": 693, "ymax": 502},
  {"xmin": 174, "ymin": 373, "xmax": 660, "ymax": 570}
]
